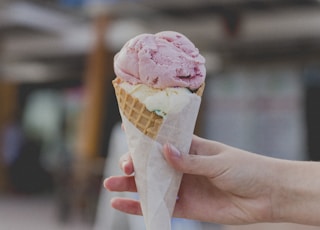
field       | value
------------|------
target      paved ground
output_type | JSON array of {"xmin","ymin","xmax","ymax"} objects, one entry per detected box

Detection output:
[
  {"xmin": 0, "ymin": 193, "xmax": 319, "ymax": 230},
  {"xmin": 0, "ymin": 194, "xmax": 91, "ymax": 230}
]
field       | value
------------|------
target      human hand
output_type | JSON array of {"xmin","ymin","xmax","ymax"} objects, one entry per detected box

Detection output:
[{"xmin": 104, "ymin": 135, "xmax": 283, "ymax": 225}]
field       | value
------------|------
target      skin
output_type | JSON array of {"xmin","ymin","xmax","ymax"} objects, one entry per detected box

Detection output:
[{"xmin": 104, "ymin": 135, "xmax": 320, "ymax": 226}]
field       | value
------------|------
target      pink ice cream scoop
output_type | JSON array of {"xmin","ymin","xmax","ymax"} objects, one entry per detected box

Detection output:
[{"xmin": 114, "ymin": 31, "xmax": 206, "ymax": 90}]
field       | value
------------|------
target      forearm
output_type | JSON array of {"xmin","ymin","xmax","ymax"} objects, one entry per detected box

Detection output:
[{"xmin": 274, "ymin": 160, "xmax": 320, "ymax": 225}]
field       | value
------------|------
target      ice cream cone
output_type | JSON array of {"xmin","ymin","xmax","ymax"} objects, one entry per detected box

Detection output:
[
  {"xmin": 113, "ymin": 77, "xmax": 204, "ymax": 140},
  {"xmin": 112, "ymin": 30, "xmax": 206, "ymax": 230},
  {"xmin": 113, "ymin": 77, "xmax": 204, "ymax": 230}
]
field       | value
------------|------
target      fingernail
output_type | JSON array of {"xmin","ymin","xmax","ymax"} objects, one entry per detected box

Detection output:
[
  {"xmin": 121, "ymin": 160, "xmax": 127, "ymax": 171},
  {"xmin": 103, "ymin": 178, "xmax": 110, "ymax": 189},
  {"xmin": 166, "ymin": 143, "xmax": 181, "ymax": 158}
]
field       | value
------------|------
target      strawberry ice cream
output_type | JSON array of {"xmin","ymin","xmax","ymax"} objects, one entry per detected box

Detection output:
[{"xmin": 114, "ymin": 31, "xmax": 206, "ymax": 90}]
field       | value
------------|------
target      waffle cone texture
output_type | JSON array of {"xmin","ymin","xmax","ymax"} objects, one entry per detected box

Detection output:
[{"xmin": 113, "ymin": 77, "xmax": 205, "ymax": 140}]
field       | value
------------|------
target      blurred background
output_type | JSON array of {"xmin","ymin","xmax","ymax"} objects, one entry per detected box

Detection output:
[{"xmin": 1, "ymin": 0, "xmax": 320, "ymax": 230}]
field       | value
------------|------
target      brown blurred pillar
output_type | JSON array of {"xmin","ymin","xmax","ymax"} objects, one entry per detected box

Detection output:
[
  {"xmin": 77, "ymin": 14, "xmax": 110, "ymax": 159},
  {"xmin": 0, "ymin": 81, "xmax": 18, "ymax": 190},
  {"xmin": 0, "ymin": 81, "xmax": 18, "ymax": 132},
  {"xmin": 74, "ymin": 14, "xmax": 114, "ymax": 222}
]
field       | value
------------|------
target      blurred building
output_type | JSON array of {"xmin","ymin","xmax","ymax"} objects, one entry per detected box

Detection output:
[{"xmin": 0, "ymin": 0, "xmax": 320, "ymax": 230}]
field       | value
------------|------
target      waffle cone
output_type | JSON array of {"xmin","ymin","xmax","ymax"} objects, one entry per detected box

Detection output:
[{"xmin": 112, "ymin": 77, "xmax": 204, "ymax": 140}]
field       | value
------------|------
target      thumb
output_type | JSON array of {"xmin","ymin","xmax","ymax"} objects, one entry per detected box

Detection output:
[{"xmin": 163, "ymin": 143, "xmax": 218, "ymax": 177}]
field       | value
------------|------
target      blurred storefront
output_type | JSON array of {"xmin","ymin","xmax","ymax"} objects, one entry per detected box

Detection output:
[{"xmin": 1, "ymin": 1, "xmax": 320, "ymax": 230}]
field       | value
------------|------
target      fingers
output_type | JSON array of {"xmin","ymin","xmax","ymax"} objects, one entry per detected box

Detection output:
[
  {"xmin": 111, "ymin": 197, "xmax": 142, "ymax": 216},
  {"xmin": 163, "ymin": 143, "xmax": 222, "ymax": 177},
  {"xmin": 104, "ymin": 175, "xmax": 137, "ymax": 192},
  {"xmin": 119, "ymin": 152, "xmax": 134, "ymax": 175}
]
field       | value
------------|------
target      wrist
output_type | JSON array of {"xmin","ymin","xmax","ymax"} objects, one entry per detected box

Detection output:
[
  {"xmin": 273, "ymin": 160, "xmax": 320, "ymax": 225},
  {"xmin": 270, "ymin": 159, "xmax": 294, "ymax": 223}
]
